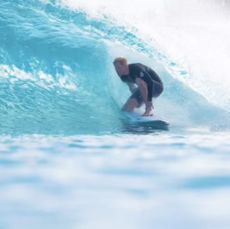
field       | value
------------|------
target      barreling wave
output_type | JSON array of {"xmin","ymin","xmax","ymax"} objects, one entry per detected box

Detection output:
[{"xmin": 0, "ymin": 0, "xmax": 229, "ymax": 135}]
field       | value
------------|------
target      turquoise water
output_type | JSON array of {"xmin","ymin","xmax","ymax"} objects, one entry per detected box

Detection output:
[{"xmin": 0, "ymin": 0, "xmax": 230, "ymax": 228}]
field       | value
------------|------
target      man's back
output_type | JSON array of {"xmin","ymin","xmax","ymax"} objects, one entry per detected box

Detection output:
[{"xmin": 129, "ymin": 63, "xmax": 163, "ymax": 85}]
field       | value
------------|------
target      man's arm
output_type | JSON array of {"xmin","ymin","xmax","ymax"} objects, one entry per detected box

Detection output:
[
  {"xmin": 135, "ymin": 78, "xmax": 148, "ymax": 104},
  {"xmin": 135, "ymin": 78, "xmax": 153, "ymax": 116}
]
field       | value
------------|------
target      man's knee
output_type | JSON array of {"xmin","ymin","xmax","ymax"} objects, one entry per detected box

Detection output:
[
  {"xmin": 122, "ymin": 98, "xmax": 139, "ymax": 112},
  {"xmin": 153, "ymin": 84, "xmax": 163, "ymax": 98}
]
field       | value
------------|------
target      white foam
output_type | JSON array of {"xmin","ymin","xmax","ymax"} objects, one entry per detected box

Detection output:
[{"xmin": 0, "ymin": 64, "xmax": 77, "ymax": 91}]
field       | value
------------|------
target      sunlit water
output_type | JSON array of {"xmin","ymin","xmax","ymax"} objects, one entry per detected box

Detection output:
[{"xmin": 0, "ymin": 0, "xmax": 230, "ymax": 228}]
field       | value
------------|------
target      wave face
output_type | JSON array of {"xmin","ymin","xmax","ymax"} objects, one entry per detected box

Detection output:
[{"xmin": 0, "ymin": 0, "xmax": 229, "ymax": 135}]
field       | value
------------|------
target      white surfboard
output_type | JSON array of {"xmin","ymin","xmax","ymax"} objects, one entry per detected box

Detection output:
[
  {"xmin": 123, "ymin": 111, "xmax": 162, "ymax": 122},
  {"xmin": 123, "ymin": 111, "xmax": 169, "ymax": 129}
]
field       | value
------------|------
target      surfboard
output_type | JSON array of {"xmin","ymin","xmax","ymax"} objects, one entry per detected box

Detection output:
[{"xmin": 122, "ymin": 111, "xmax": 169, "ymax": 130}]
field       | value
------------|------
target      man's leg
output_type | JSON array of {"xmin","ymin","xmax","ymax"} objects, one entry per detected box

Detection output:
[
  {"xmin": 122, "ymin": 98, "xmax": 139, "ymax": 112},
  {"xmin": 122, "ymin": 90, "xmax": 143, "ymax": 112},
  {"xmin": 152, "ymin": 81, "xmax": 163, "ymax": 98}
]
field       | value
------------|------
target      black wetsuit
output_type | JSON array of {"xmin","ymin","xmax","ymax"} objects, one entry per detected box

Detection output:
[{"xmin": 120, "ymin": 63, "xmax": 163, "ymax": 105}]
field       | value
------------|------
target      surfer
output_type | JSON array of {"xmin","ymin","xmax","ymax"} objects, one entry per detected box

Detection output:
[{"xmin": 113, "ymin": 57, "xmax": 164, "ymax": 116}]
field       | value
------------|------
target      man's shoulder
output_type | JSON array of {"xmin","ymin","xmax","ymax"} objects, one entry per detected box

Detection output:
[
  {"xmin": 129, "ymin": 63, "xmax": 143, "ymax": 72},
  {"xmin": 129, "ymin": 63, "xmax": 142, "ymax": 67},
  {"xmin": 129, "ymin": 63, "xmax": 151, "ymax": 70}
]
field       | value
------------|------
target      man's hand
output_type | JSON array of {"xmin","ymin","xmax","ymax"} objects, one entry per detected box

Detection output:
[{"xmin": 143, "ymin": 101, "xmax": 153, "ymax": 116}]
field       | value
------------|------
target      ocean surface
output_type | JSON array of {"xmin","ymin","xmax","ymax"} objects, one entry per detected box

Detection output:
[{"xmin": 0, "ymin": 0, "xmax": 230, "ymax": 228}]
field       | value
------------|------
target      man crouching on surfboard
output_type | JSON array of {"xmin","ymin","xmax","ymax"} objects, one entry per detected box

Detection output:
[{"xmin": 113, "ymin": 57, "xmax": 164, "ymax": 116}]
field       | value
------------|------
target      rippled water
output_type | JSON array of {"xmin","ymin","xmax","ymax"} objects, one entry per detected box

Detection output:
[{"xmin": 0, "ymin": 131, "xmax": 229, "ymax": 229}]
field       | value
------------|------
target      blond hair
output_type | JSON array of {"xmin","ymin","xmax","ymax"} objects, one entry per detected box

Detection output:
[{"xmin": 113, "ymin": 57, "xmax": 128, "ymax": 65}]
